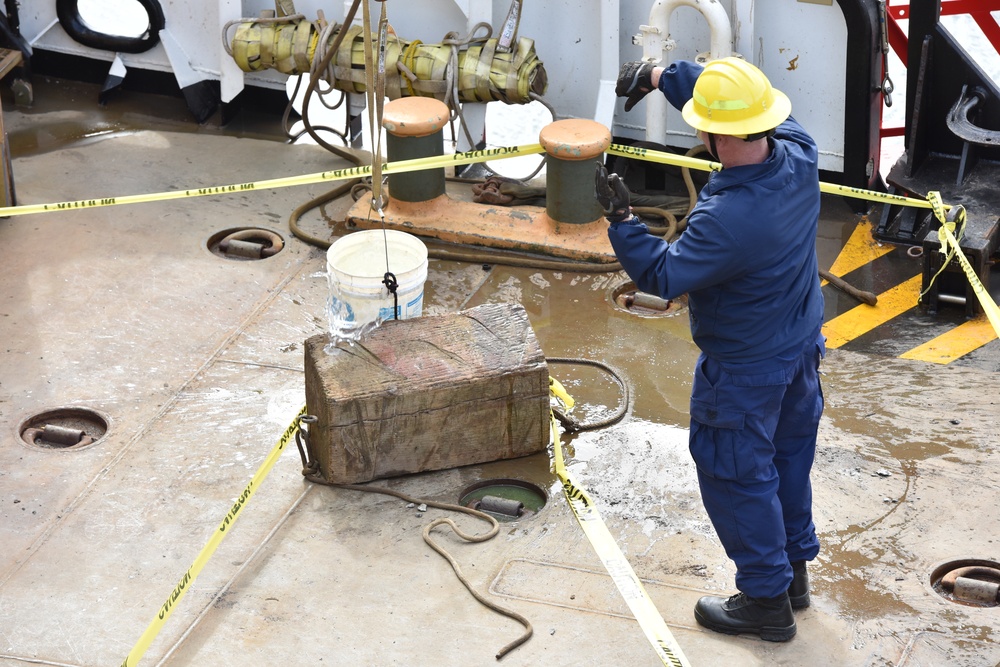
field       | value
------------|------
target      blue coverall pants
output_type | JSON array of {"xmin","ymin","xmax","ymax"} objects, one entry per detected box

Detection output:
[{"xmin": 688, "ymin": 336, "xmax": 825, "ymax": 599}]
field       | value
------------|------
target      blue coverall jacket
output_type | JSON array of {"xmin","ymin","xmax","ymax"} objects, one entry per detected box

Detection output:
[{"xmin": 608, "ymin": 60, "xmax": 826, "ymax": 599}]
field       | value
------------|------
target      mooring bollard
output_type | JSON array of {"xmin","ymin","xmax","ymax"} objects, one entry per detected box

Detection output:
[
  {"xmin": 538, "ymin": 119, "xmax": 611, "ymax": 224},
  {"xmin": 382, "ymin": 96, "xmax": 450, "ymax": 203}
]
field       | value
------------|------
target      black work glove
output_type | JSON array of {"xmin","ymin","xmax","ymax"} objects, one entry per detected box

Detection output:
[
  {"xmin": 616, "ymin": 61, "xmax": 655, "ymax": 112},
  {"xmin": 595, "ymin": 163, "xmax": 632, "ymax": 223}
]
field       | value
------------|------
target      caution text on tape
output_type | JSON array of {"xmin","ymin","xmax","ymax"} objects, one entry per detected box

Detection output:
[
  {"xmin": 120, "ymin": 405, "xmax": 307, "ymax": 667},
  {"xmin": 549, "ymin": 377, "xmax": 691, "ymax": 667},
  {"xmin": 0, "ymin": 144, "xmax": 544, "ymax": 217}
]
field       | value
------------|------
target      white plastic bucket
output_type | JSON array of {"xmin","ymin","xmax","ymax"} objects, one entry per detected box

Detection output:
[{"xmin": 326, "ymin": 229, "xmax": 428, "ymax": 342}]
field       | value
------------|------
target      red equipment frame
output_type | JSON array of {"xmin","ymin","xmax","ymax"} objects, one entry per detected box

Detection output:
[{"xmin": 881, "ymin": 0, "xmax": 1000, "ymax": 137}]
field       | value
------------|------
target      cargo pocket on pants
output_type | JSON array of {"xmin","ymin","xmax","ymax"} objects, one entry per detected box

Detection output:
[{"xmin": 689, "ymin": 397, "xmax": 746, "ymax": 481}]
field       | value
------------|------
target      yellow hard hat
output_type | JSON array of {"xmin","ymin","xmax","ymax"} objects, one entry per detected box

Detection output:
[{"xmin": 681, "ymin": 57, "xmax": 791, "ymax": 137}]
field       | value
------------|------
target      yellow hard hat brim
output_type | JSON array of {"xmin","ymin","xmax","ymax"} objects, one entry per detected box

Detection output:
[{"xmin": 681, "ymin": 88, "xmax": 792, "ymax": 137}]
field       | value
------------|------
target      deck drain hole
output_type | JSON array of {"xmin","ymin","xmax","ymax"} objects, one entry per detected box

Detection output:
[
  {"xmin": 459, "ymin": 478, "xmax": 546, "ymax": 522},
  {"xmin": 208, "ymin": 227, "xmax": 284, "ymax": 260},
  {"xmin": 18, "ymin": 407, "xmax": 109, "ymax": 451},
  {"xmin": 609, "ymin": 281, "xmax": 687, "ymax": 317},
  {"xmin": 929, "ymin": 558, "xmax": 1000, "ymax": 607}
]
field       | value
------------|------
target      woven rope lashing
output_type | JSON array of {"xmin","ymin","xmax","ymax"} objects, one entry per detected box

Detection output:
[{"xmin": 227, "ymin": 19, "xmax": 546, "ymax": 104}]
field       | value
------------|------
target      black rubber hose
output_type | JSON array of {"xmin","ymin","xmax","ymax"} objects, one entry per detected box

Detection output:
[{"xmin": 56, "ymin": 0, "xmax": 165, "ymax": 54}]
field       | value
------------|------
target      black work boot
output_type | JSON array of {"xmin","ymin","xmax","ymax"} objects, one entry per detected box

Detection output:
[
  {"xmin": 789, "ymin": 560, "xmax": 810, "ymax": 610},
  {"xmin": 694, "ymin": 591, "xmax": 796, "ymax": 642}
]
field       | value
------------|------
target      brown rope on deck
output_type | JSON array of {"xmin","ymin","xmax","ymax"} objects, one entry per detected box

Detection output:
[{"xmin": 295, "ymin": 419, "xmax": 532, "ymax": 660}]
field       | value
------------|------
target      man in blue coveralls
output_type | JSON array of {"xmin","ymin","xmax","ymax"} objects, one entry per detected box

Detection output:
[{"xmin": 597, "ymin": 57, "xmax": 826, "ymax": 642}]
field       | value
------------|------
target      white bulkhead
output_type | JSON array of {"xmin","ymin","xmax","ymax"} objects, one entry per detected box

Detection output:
[{"xmin": 18, "ymin": 0, "xmax": 848, "ymax": 172}]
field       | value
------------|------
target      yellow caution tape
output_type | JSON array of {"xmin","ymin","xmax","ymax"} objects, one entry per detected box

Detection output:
[
  {"xmin": 818, "ymin": 181, "xmax": 939, "ymax": 209},
  {"xmin": 0, "ymin": 139, "xmax": 940, "ymax": 220},
  {"xmin": 0, "ymin": 144, "xmax": 545, "ymax": 218},
  {"xmin": 549, "ymin": 378, "xmax": 691, "ymax": 667},
  {"xmin": 606, "ymin": 143, "xmax": 942, "ymax": 210},
  {"xmin": 548, "ymin": 375, "xmax": 574, "ymax": 410},
  {"xmin": 607, "ymin": 143, "xmax": 723, "ymax": 173},
  {"xmin": 119, "ymin": 405, "xmax": 307, "ymax": 667},
  {"xmin": 925, "ymin": 191, "xmax": 1000, "ymax": 338}
]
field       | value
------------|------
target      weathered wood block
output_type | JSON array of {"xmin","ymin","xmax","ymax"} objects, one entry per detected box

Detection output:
[{"xmin": 304, "ymin": 302, "xmax": 549, "ymax": 484}]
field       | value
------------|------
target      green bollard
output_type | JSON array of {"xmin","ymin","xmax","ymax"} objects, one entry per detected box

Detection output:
[
  {"xmin": 383, "ymin": 97, "xmax": 450, "ymax": 203},
  {"xmin": 539, "ymin": 119, "xmax": 612, "ymax": 224}
]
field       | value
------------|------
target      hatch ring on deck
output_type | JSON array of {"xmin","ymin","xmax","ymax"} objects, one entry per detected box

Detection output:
[
  {"xmin": 17, "ymin": 407, "xmax": 109, "ymax": 452},
  {"xmin": 56, "ymin": 0, "xmax": 165, "ymax": 54},
  {"xmin": 208, "ymin": 227, "xmax": 285, "ymax": 260},
  {"xmin": 459, "ymin": 479, "xmax": 547, "ymax": 522},
  {"xmin": 609, "ymin": 280, "xmax": 688, "ymax": 318},
  {"xmin": 929, "ymin": 558, "xmax": 1000, "ymax": 607}
]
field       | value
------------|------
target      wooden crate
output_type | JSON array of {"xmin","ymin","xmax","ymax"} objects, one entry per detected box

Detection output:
[{"xmin": 304, "ymin": 302, "xmax": 550, "ymax": 484}]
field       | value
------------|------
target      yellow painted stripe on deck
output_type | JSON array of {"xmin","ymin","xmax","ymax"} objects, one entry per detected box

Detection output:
[
  {"xmin": 823, "ymin": 275, "xmax": 923, "ymax": 348},
  {"xmin": 899, "ymin": 315, "xmax": 998, "ymax": 364},
  {"xmin": 823, "ymin": 218, "xmax": 895, "ymax": 284}
]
